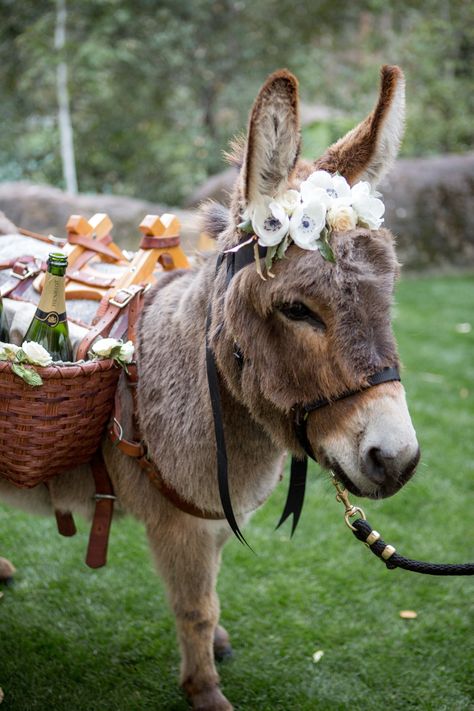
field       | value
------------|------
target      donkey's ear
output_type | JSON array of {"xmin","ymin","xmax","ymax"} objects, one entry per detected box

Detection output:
[
  {"xmin": 315, "ymin": 65, "xmax": 405, "ymax": 187},
  {"xmin": 242, "ymin": 69, "xmax": 300, "ymax": 204}
]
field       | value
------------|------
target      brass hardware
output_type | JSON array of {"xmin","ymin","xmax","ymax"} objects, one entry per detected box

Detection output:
[
  {"xmin": 381, "ymin": 544, "xmax": 396, "ymax": 560},
  {"xmin": 366, "ymin": 530, "xmax": 381, "ymax": 546},
  {"xmin": 331, "ymin": 475, "xmax": 367, "ymax": 530}
]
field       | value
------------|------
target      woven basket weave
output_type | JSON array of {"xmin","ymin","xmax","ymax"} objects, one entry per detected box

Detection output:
[{"xmin": 0, "ymin": 359, "xmax": 121, "ymax": 488}]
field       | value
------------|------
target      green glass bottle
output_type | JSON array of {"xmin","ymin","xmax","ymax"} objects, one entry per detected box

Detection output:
[
  {"xmin": 24, "ymin": 252, "xmax": 73, "ymax": 361},
  {"xmin": 0, "ymin": 296, "xmax": 9, "ymax": 342}
]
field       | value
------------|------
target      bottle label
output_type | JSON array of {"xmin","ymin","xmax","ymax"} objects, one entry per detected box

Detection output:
[
  {"xmin": 35, "ymin": 273, "xmax": 67, "ymax": 328},
  {"xmin": 34, "ymin": 309, "xmax": 67, "ymax": 327}
]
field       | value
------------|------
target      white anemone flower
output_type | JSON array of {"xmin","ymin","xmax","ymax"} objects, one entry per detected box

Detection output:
[
  {"xmin": 289, "ymin": 199, "xmax": 326, "ymax": 250},
  {"xmin": 300, "ymin": 170, "xmax": 352, "ymax": 207},
  {"xmin": 251, "ymin": 199, "xmax": 290, "ymax": 247},
  {"xmin": 351, "ymin": 181, "xmax": 385, "ymax": 229}
]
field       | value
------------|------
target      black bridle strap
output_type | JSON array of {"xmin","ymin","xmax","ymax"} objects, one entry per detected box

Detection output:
[
  {"xmin": 302, "ymin": 366, "xmax": 401, "ymax": 415},
  {"xmin": 205, "ymin": 243, "xmax": 264, "ymax": 547},
  {"xmin": 277, "ymin": 366, "xmax": 402, "ymax": 534},
  {"xmin": 275, "ymin": 456, "xmax": 308, "ymax": 536},
  {"xmin": 206, "ymin": 305, "xmax": 250, "ymax": 546}
]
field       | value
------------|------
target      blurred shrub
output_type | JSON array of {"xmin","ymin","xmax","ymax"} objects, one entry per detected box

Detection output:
[{"xmin": 0, "ymin": 0, "xmax": 472, "ymax": 205}]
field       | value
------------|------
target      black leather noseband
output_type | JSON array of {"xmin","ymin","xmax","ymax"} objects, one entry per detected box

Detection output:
[
  {"xmin": 206, "ymin": 238, "xmax": 402, "ymax": 543},
  {"xmin": 293, "ymin": 366, "xmax": 401, "ymax": 460}
]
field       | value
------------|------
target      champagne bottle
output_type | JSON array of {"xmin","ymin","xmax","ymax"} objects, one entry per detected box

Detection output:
[
  {"xmin": 0, "ymin": 296, "xmax": 9, "ymax": 342},
  {"xmin": 24, "ymin": 253, "xmax": 73, "ymax": 361}
]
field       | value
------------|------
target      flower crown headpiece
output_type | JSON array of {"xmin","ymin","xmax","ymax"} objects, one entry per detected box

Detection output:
[{"xmin": 234, "ymin": 170, "xmax": 385, "ymax": 279}]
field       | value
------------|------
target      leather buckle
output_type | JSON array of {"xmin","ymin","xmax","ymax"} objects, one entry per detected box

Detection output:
[
  {"xmin": 109, "ymin": 286, "xmax": 141, "ymax": 309},
  {"xmin": 11, "ymin": 259, "xmax": 41, "ymax": 281}
]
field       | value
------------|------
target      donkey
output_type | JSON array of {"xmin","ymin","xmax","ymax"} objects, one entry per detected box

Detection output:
[{"xmin": 0, "ymin": 65, "xmax": 419, "ymax": 710}]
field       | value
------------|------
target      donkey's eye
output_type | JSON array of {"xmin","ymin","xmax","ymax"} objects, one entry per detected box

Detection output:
[{"xmin": 278, "ymin": 302, "xmax": 326, "ymax": 330}]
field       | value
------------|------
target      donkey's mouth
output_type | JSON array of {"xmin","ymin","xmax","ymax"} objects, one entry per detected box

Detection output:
[
  {"xmin": 330, "ymin": 462, "xmax": 364, "ymax": 498},
  {"xmin": 331, "ymin": 450, "xmax": 419, "ymax": 500}
]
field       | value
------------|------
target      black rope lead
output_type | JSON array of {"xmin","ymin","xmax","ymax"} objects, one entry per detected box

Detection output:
[{"xmin": 352, "ymin": 518, "xmax": 474, "ymax": 576}]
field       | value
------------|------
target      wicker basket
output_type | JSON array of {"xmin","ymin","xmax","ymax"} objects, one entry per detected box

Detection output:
[{"xmin": 0, "ymin": 359, "xmax": 121, "ymax": 488}]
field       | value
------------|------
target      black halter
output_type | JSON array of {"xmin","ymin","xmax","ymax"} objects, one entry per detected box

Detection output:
[{"xmin": 206, "ymin": 239, "xmax": 401, "ymax": 543}]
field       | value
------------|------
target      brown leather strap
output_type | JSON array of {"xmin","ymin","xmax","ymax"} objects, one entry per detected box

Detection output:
[
  {"xmin": 76, "ymin": 285, "xmax": 145, "ymax": 360},
  {"xmin": 0, "ymin": 257, "xmax": 43, "ymax": 298},
  {"xmin": 138, "ymin": 454, "xmax": 225, "ymax": 520},
  {"xmin": 45, "ymin": 481, "xmax": 77, "ymax": 537},
  {"xmin": 139, "ymin": 234, "xmax": 180, "ymax": 249},
  {"xmin": 86, "ymin": 450, "xmax": 116, "ymax": 569},
  {"xmin": 19, "ymin": 227, "xmax": 66, "ymax": 246},
  {"xmin": 68, "ymin": 233, "xmax": 120, "ymax": 260},
  {"xmin": 66, "ymin": 268, "xmax": 116, "ymax": 289},
  {"xmin": 54, "ymin": 510, "xmax": 77, "ymax": 537}
]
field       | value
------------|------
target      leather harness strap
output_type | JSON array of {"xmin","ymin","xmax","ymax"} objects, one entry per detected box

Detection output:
[
  {"xmin": 67, "ymin": 232, "xmax": 120, "ymax": 261},
  {"xmin": 75, "ymin": 285, "xmax": 145, "ymax": 361},
  {"xmin": 0, "ymin": 256, "xmax": 44, "ymax": 298},
  {"xmin": 86, "ymin": 450, "xmax": 116, "ymax": 568},
  {"xmin": 139, "ymin": 234, "xmax": 180, "ymax": 250},
  {"xmin": 108, "ymin": 364, "xmax": 226, "ymax": 521}
]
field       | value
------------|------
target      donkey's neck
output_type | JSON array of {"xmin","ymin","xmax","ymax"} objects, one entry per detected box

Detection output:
[{"xmin": 137, "ymin": 258, "xmax": 284, "ymax": 515}]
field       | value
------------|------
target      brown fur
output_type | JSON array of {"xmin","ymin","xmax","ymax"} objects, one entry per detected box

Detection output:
[
  {"xmin": 315, "ymin": 65, "xmax": 405, "ymax": 185},
  {"xmin": 0, "ymin": 66, "xmax": 415, "ymax": 711}
]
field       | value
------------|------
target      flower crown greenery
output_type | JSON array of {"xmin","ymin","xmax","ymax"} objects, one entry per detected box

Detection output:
[{"xmin": 235, "ymin": 170, "xmax": 385, "ymax": 279}]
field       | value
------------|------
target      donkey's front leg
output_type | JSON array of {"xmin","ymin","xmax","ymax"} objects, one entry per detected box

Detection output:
[{"xmin": 147, "ymin": 517, "xmax": 233, "ymax": 711}]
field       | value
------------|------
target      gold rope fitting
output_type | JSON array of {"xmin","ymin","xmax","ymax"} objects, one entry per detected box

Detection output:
[
  {"xmin": 381, "ymin": 544, "xmax": 396, "ymax": 561},
  {"xmin": 365, "ymin": 530, "xmax": 381, "ymax": 546},
  {"xmin": 331, "ymin": 475, "xmax": 367, "ymax": 530}
]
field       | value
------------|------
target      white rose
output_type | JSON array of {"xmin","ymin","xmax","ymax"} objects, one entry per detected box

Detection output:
[
  {"xmin": 289, "ymin": 198, "xmax": 326, "ymax": 250},
  {"xmin": 22, "ymin": 341, "xmax": 53, "ymax": 367},
  {"xmin": 278, "ymin": 189, "xmax": 300, "ymax": 215},
  {"xmin": 327, "ymin": 204, "xmax": 357, "ymax": 232},
  {"xmin": 91, "ymin": 337, "xmax": 120, "ymax": 358},
  {"xmin": 0, "ymin": 342, "xmax": 20, "ymax": 361},
  {"xmin": 119, "ymin": 340, "xmax": 134, "ymax": 364},
  {"xmin": 351, "ymin": 181, "xmax": 385, "ymax": 229},
  {"xmin": 251, "ymin": 199, "xmax": 290, "ymax": 247}
]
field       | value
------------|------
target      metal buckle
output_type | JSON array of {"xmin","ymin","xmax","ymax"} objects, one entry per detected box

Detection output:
[
  {"xmin": 112, "ymin": 418, "xmax": 123, "ymax": 442},
  {"xmin": 10, "ymin": 259, "xmax": 41, "ymax": 281},
  {"xmin": 109, "ymin": 286, "xmax": 140, "ymax": 309},
  {"xmin": 331, "ymin": 475, "xmax": 367, "ymax": 530},
  {"xmin": 94, "ymin": 493, "xmax": 117, "ymax": 501}
]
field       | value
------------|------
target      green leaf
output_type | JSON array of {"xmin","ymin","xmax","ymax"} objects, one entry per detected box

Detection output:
[
  {"xmin": 11, "ymin": 362, "xmax": 43, "ymax": 387},
  {"xmin": 264, "ymin": 244, "xmax": 278, "ymax": 274},
  {"xmin": 15, "ymin": 349, "xmax": 27, "ymax": 364},
  {"xmin": 276, "ymin": 235, "xmax": 290, "ymax": 261},
  {"xmin": 237, "ymin": 219, "xmax": 254, "ymax": 234},
  {"xmin": 109, "ymin": 345, "xmax": 123, "ymax": 359},
  {"xmin": 319, "ymin": 235, "xmax": 336, "ymax": 263}
]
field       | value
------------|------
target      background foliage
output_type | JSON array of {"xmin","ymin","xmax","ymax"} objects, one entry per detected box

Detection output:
[{"xmin": 0, "ymin": 0, "xmax": 472, "ymax": 205}]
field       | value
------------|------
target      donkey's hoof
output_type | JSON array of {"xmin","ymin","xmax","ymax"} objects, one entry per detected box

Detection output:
[
  {"xmin": 190, "ymin": 686, "xmax": 233, "ymax": 711},
  {"xmin": 213, "ymin": 625, "xmax": 233, "ymax": 662},
  {"xmin": 0, "ymin": 557, "xmax": 16, "ymax": 583}
]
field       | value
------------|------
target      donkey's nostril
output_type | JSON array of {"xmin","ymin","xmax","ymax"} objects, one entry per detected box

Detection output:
[{"xmin": 362, "ymin": 447, "xmax": 391, "ymax": 484}]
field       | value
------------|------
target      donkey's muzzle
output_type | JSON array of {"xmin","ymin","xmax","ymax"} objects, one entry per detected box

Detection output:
[{"xmin": 361, "ymin": 445, "xmax": 420, "ymax": 496}]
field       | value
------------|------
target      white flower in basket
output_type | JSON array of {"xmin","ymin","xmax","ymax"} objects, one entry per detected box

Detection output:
[
  {"xmin": 0, "ymin": 341, "xmax": 53, "ymax": 387},
  {"xmin": 22, "ymin": 341, "xmax": 53, "ymax": 367},
  {"xmin": 90, "ymin": 338, "xmax": 135, "ymax": 371}
]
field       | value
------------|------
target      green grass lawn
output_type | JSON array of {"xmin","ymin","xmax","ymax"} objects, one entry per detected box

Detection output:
[{"xmin": 1, "ymin": 275, "xmax": 473, "ymax": 711}]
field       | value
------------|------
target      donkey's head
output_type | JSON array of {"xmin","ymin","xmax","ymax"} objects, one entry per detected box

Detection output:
[{"xmin": 210, "ymin": 66, "xmax": 419, "ymax": 499}]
